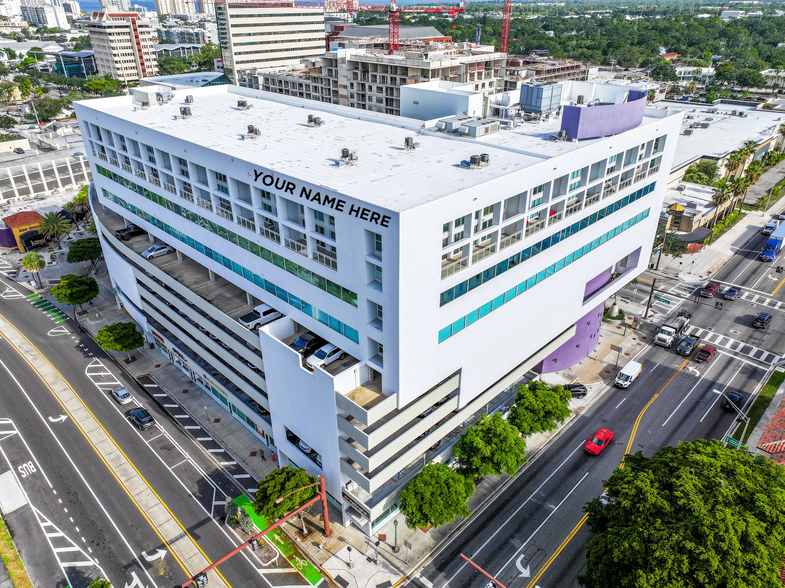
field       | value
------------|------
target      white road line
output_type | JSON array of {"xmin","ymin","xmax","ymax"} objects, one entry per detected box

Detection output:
[
  {"xmin": 699, "ymin": 362, "xmax": 745, "ymax": 423},
  {"xmin": 492, "ymin": 472, "xmax": 591, "ymax": 579},
  {"xmin": 152, "ymin": 393, "xmax": 167, "ymax": 397},
  {"xmin": 233, "ymin": 473, "xmax": 251, "ymax": 479},
  {"xmin": 173, "ymin": 414, "xmax": 190, "ymax": 419},
  {"xmin": 208, "ymin": 448, "xmax": 224, "ymax": 453},
  {"xmin": 143, "ymin": 384, "xmax": 159, "ymax": 388},
  {"xmin": 219, "ymin": 461, "xmax": 237, "ymax": 465},
  {"xmin": 614, "ymin": 398, "xmax": 626, "ymax": 409},
  {"xmin": 61, "ymin": 561, "xmax": 95, "ymax": 567},
  {"xmin": 163, "ymin": 404, "xmax": 178, "ymax": 408},
  {"xmin": 663, "ymin": 361, "xmax": 726, "ymax": 427},
  {"xmin": 442, "ymin": 443, "xmax": 586, "ymax": 587},
  {"xmin": 213, "ymin": 500, "xmax": 225, "ymax": 505},
  {"xmin": 196, "ymin": 436, "xmax": 213, "ymax": 441},
  {"xmin": 54, "ymin": 546, "xmax": 81, "ymax": 553},
  {"xmin": 184, "ymin": 426, "xmax": 201, "ymax": 430},
  {"xmin": 245, "ymin": 488, "xmax": 257, "ymax": 493},
  {"xmin": 147, "ymin": 433, "xmax": 163, "ymax": 442},
  {"xmin": 169, "ymin": 459, "xmax": 188, "ymax": 469}
]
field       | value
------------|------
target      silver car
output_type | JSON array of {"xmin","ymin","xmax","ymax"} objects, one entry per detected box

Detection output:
[
  {"xmin": 110, "ymin": 386, "xmax": 133, "ymax": 405},
  {"xmin": 141, "ymin": 244, "xmax": 174, "ymax": 259}
]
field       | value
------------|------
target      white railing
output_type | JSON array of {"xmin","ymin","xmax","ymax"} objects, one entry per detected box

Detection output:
[
  {"xmin": 179, "ymin": 190, "xmax": 194, "ymax": 203},
  {"xmin": 585, "ymin": 194, "xmax": 601, "ymax": 207},
  {"xmin": 216, "ymin": 208, "xmax": 234, "ymax": 221},
  {"xmin": 499, "ymin": 230, "xmax": 523, "ymax": 250},
  {"xmin": 285, "ymin": 237, "xmax": 307, "ymax": 257},
  {"xmin": 260, "ymin": 226, "xmax": 281, "ymax": 244},
  {"xmin": 565, "ymin": 202, "xmax": 582, "ymax": 217},
  {"xmin": 312, "ymin": 249, "xmax": 337, "ymax": 270},
  {"xmin": 109, "ymin": 157, "xmax": 119, "ymax": 167},
  {"xmin": 548, "ymin": 212, "xmax": 563, "ymax": 226},
  {"xmin": 197, "ymin": 198, "xmax": 212, "ymax": 211},
  {"xmin": 238, "ymin": 217, "xmax": 256, "ymax": 232},
  {"xmin": 163, "ymin": 183, "xmax": 176, "ymax": 194},
  {"xmin": 149, "ymin": 177, "xmax": 161, "ymax": 187},
  {"xmin": 97, "ymin": 152, "xmax": 108, "ymax": 161},
  {"xmin": 134, "ymin": 169, "xmax": 146, "ymax": 180},
  {"xmin": 525, "ymin": 220, "xmax": 546, "ymax": 237},
  {"xmin": 619, "ymin": 178, "xmax": 632, "ymax": 190},
  {"xmin": 471, "ymin": 243, "xmax": 496, "ymax": 264},
  {"xmin": 634, "ymin": 173, "xmax": 647, "ymax": 183},
  {"xmin": 603, "ymin": 186, "xmax": 618, "ymax": 198},
  {"xmin": 441, "ymin": 257, "xmax": 468, "ymax": 279},
  {"xmin": 648, "ymin": 165, "xmax": 660, "ymax": 176},
  {"xmin": 122, "ymin": 164, "xmax": 132, "ymax": 173}
]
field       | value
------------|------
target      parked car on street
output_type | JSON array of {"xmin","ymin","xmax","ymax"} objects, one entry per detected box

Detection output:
[
  {"xmin": 585, "ymin": 428, "xmax": 614, "ymax": 455},
  {"xmin": 110, "ymin": 386, "xmax": 133, "ymax": 405},
  {"xmin": 564, "ymin": 383, "xmax": 588, "ymax": 398},
  {"xmin": 695, "ymin": 345, "xmax": 717, "ymax": 363},
  {"xmin": 141, "ymin": 244, "xmax": 174, "ymax": 259},
  {"xmin": 129, "ymin": 407, "xmax": 155, "ymax": 430}
]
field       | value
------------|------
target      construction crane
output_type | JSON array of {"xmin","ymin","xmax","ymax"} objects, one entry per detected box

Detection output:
[
  {"xmin": 500, "ymin": 0, "xmax": 512, "ymax": 53},
  {"xmin": 211, "ymin": 0, "xmax": 465, "ymax": 54}
]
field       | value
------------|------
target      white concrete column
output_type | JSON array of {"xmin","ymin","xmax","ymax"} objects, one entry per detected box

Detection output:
[
  {"xmin": 208, "ymin": 269, "xmax": 216, "ymax": 283},
  {"xmin": 246, "ymin": 292, "xmax": 254, "ymax": 306},
  {"xmin": 176, "ymin": 250, "xmax": 183, "ymax": 262}
]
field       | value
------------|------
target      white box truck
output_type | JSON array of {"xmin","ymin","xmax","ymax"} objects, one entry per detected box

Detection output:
[{"xmin": 654, "ymin": 310, "xmax": 692, "ymax": 348}]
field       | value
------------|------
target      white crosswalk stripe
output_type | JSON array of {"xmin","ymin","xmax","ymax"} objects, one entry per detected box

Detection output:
[
  {"xmin": 686, "ymin": 326, "xmax": 781, "ymax": 365},
  {"xmin": 738, "ymin": 291, "xmax": 785, "ymax": 312}
]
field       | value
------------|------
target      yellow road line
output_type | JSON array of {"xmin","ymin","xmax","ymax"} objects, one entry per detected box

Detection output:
[
  {"xmin": 0, "ymin": 313, "xmax": 233, "ymax": 587},
  {"xmin": 525, "ymin": 357, "xmax": 690, "ymax": 587},
  {"xmin": 772, "ymin": 275, "xmax": 785, "ymax": 296},
  {"xmin": 635, "ymin": 277, "xmax": 662, "ymax": 286}
]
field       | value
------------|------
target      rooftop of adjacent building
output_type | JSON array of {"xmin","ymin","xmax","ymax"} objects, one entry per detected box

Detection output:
[
  {"xmin": 3, "ymin": 210, "xmax": 43, "ymax": 227},
  {"xmin": 662, "ymin": 181, "xmax": 716, "ymax": 217},
  {"xmin": 333, "ymin": 24, "xmax": 446, "ymax": 40},
  {"xmin": 650, "ymin": 100, "xmax": 784, "ymax": 172},
  {"xmin": 78, "ymin": 82, "xmax": 676, "ymax": 212},
  {"xmin": 141, "ymin": 72, "xmax": 229, "ymax": 88}
]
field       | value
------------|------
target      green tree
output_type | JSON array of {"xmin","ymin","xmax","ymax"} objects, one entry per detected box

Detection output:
[
  {"xmin": 724, "ymin": 150, "xmax": 744, "ymax": 178},
  {"xmin": 238, "ymin": 510, "xmax": 255, "ymax": 533},
  {"xmin": 454, "ymin": 413, "xmax": 527, "ymax": 479},
  {"xmin": 714, "ymin": 62, "xmax": 736, "ymax": 85},
  {"xmin": 730, "ymin": 176, "xmax": 751, "ymax": 211},
  {"xmin": 157, "ymin": 56, "xmax": 191, "ymax": 75},
  {"xmin": 94, "ymin": 321, "xmax": 145, "ymax": 359},
  {"xmin": 507, "ymin": 380, "xmax": 572, "ymax": 437},
  {"xmin": 194, "ymin": 42, "xmax": 222, "ymax": 71},
  {"xmin": 72, "ymin": 35, "xmax": 92, "ymax": 51},
  {"xmin": 88, "ymin": 578, "xmax": 112, "ymax": 588},
  {"xmin": 735, "ymin": 68, "xmax": 767, "ymax": 89},
  {"xmin": 682, "ymin": 160, "xmax": 719, "ymax": 186},
  {"xmin": 580, "ymin": 440, "xmax": 785, "ymax": 588},
  {"xmin": 224, "ymin": 499, "xmax": 240, "ymax": 523},
  {"xmin": 66, "ymin": 237, "xmax": 102, "ymax": 271},
  {"xmin": 655, "ymin": 224, "xmax": 689, "ymax": 256},
  {"xmin": 50, "ymin": 273, "xmax": 99, "ymax": 313},
  {"xmin": 85, "ymin": 218, "xmax": 96, "ymax": 235},
  {"xmin": 20, "ymin": 251, "xmax": 45, "ymax": 287},
  {"xmin": 84, "ymin": 75, "xmax": 123, "ymax": 96},
  {"xmin": 0, "ymin": 114, "xmax": 15, "ymax": 129},
  {"xmin": 37, "ymin": 211, "xmax": 71, "ymax": 246},
  {"xmin": 400, "ymin": 463, "xmax": 474, "ymax": 530},
  {"xmin": 252, "ymin": 466, "xmax": 317, "ymax": 521},
  {"xmin": 745, "ymin": 159, "xmax": 764, "ymax": 183},
  {"xmin": 25, "ymin": 97, "xmax": 64, "ymax": 121},
  {"xmin": 16, "ymin": 76, "xmax": 30, "ymax": 98},
  {"xmin": 0, "ymin": 82, "xmax": 15, "ymax": 103},
  {"xmin": 649, "ymin": 59, "xmax": 678, "ymax": 82}
]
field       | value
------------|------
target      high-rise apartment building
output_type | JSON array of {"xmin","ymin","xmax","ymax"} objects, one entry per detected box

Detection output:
[
  {"xmin": 81, "ymin": 12, "xmax": 158, "ymax": 82},
  {"xmin": 76, "ymin": 81, "xmax": 681, "ymax": 535},
  {"xmin": 249, "ymin": 46, "xmax": 506, "ymax": 116},
  {"xmin": 61, "ymin": 0, "xmax": 80, "ymax": 14},
  {"xmin": 20, "ymin": 0, "xmax": 67, "ymax": 28},
  {"xmin": 215, "ymin": 0, "xmax": 325, "ymax": 82},
  {"xmin": 98, "ymin": 0, "xmax": 129, "ymax": 11}
]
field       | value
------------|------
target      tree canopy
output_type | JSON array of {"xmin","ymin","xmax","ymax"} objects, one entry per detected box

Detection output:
[
  {"xmin": 580, "ymin": 440, "xmax": 785, "ymax": 588},
  {"xmin": 66, "ymin": 237, "xmax": 102, "ymax": 270},
  {"xmin": 454, "ymin": 413, "xmax": 527, "ymax": 479},
  {"xmin": 50, "ymin": 273, "xmax": 99, "ymax": 310},
  {"xmin": 507, "ymin": 380, "xmax": 572, "ymax": 437},
  {"xmin": 683, "ymin": 160, "xmax": 719, "ymax": 186},
  {"xmin": 400, "ymin": 463, "xmax": 474, "ymax": 530},
  {"xmin": 94, "ymin": 321, "xmax": 145, "ymax": 353},
  {"xmin": 252, "ymin": 466, "xmax": 317, "ymax": 521}
]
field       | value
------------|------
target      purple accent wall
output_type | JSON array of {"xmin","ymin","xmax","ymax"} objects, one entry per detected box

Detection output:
[
  {"xmin": 0, "ymin": 226, "xmax": 15, "ymax": 249},
  {"xmin": 560, "ymin": 90, "xmax": 647, "ymax": 140},
  {"xmin": 539, "ymin": 303, "xmax": 605, "ymax": 373},
  {"xmin": 584, "ymin": 266, "xmax": 612, "ymax": 300}
]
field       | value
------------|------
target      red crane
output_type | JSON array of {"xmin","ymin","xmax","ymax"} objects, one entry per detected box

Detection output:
[
  {"xmin": 213, "ymin": 0, "xmax": 465, "ymax": 54},
  {"xmin": 500, "ymin": 0, "xmax": 512, "ymax": 53}
]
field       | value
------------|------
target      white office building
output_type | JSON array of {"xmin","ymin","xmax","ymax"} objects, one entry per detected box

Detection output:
[
  {"xmin": 20, "ymin": 0, "xmax": 67, "ymax": 28},
  {"xmin": 76, "ymin": 82, "xmax": 681, "ymax": 534}
]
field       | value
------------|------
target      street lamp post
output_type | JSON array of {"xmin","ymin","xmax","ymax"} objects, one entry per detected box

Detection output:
[
  {"xmin": 274, "ymin": 476, "xmax": 331, "ymax": 538},
  {"xmin": 392, "ymin": 519, "xmax": 399, "ymax": 553},
  {"xmin": 374, "ymin": 540, "xmax": 380, "ymax": 565},
  {"xmin": 347, "ymin": 546, "xmax": 353, "ymax": 569},
  {"xmin": 713, "ymin": 389, "xmax": 750, "ymax": 448}
]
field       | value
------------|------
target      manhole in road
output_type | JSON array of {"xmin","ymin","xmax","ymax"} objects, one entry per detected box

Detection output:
[
  {"xmin": 750, "ymin": 303, "xmax": 757, "ymax": 307},
  {"xmin": 706, "ymin": 327, "xmax": 714, "ymax": 331},
  {"xmin": 730, "ymin": 329, "xmax": 740, "ymax": 334}
]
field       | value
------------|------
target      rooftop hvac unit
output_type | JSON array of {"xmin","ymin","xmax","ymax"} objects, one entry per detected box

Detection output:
[
  {"xmin": 558, "ymin": 129, "xmax": 567, "ymax": 139},
  {"xmin": 404, "ymin": 136, "xmax": 420, "ymax": 151},
  {"xmin": 246, "ymin": 124, "xmax": 261, "ymax": 136},
  {"xmin": 576, "ymin": 95, "xmax": 585, "ymax": 105},
  {"xmin": 336, "ymin": 148, "xmax": 358, "ymax": 167},
  {"xmin": 686, "ymin": 115, "xmax": 694, "ymax": 119},
  {"xmin": 731, "ymin": 110, "xmax": 738, "ymax": 115},
  {"xmin": 180, "ymin": 106, "xmax": 192, "ymax": 117},
  {"xmin": 460, "ymin": 154, "xmax": 491, "ymax": 169},
  {"xmin": 185, "ymin": 95, "xmax": 194, "ymax": 104},
  {"xmin": 237, "ymin": 99, "xmax": 248, "ymax": 109},
  {"xmin": 683, "ymin": 129, "xmax": 693, "ymax": 135},
  {"xmin": 307, "ymin": 115, "xmax": 323, "ymax": 127},
  {"xmin": 701, "ymin": 122, "xmax": 710, "ymax": 128}
]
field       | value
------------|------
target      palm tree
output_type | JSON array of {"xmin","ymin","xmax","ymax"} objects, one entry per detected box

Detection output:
[
  {"xmin": 745, "ymin": 160, "xmax": 764, "ymax": 183},
  {"xmin": 741, "ymin": 140, "xmax": 759, "ymax": 167},
  {"xmin": 72, "ymin": 187, "xmax": 89, "ymax": 214},
  {"xmin": 20, "ymin": 251, "xmax": 45, "ymax": 287},
  {"xmin": 730, "ymin": 177, "xmax": 751, "ymax": 212},
  {"xmin": 710, "ymin": 181, "xmax": 731, "ymax": 243},
  {"xmin": 85, "ymin": 218, "xmax": 96, "ymax": 235},
  {"xmin": 37, "ymin": 211, "xmax": 71, "ymax": 247},
  {"xmin": 778, "ymin": 124, "xmax": 785, "ymax": 152},
  {"xmin": 724, "ymin": 151, "xmax": 744, "ymax": 179}
]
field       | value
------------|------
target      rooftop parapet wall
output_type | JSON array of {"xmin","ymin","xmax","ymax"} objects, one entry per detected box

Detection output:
[{"xmin": 561, "ymin": 89, "xmax": 647, "ymax": 141}]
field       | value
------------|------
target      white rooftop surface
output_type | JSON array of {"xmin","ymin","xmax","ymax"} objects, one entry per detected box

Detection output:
[
  {"xmin": 653, "ymin": 101, "xmax": 784, "ymax": 171},
  {"xmin": 663, "ymin": 182, "xmax": 715, "ymax": 214},
  {"xmin": 77, "ymin": 85, "xmax": 675, "ymax": 212}
]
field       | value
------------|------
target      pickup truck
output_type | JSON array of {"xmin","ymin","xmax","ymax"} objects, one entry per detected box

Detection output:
[
  {"xmin": 699, "ymin": 281, "xmax": 721, "ymax": 297},
  {"xmin": 114, "ymin": 224, "xmax": 146, "ymax": 241},
  {"xmin": 238, "ymin": 303, "xmax": 281, "ymax": 330}
]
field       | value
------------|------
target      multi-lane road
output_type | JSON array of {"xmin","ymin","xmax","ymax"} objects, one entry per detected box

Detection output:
[
  {"xmin": 414, "ymin": 215, "xmax": 785, "ymax": 588},
  {"xmin": 0, "ymin": 279, "xmax": 309, "ymax": 588}
]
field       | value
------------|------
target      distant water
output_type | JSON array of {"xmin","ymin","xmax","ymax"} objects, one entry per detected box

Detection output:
[{"xmin": 79, "ymin": 0, "xmax": 157, "ymax": 12}]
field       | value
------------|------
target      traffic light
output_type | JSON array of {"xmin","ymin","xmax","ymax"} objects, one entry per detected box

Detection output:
[
  {"xmin": 777, "ymin": 266, "xmax": 784, "ymax": 274},
  {"xmin": 194, "ymin": 574, "xmax": 208, "ymax": 588},
  {"xmin": 715, "ymin": 302, "xmax": 723, "ymax": 310}
]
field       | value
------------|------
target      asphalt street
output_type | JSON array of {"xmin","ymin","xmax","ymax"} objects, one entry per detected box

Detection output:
[
  {"xmin": 414, "ymin": 216, "xmax": 785, "ymax": 588},
  {"xmin": 0, "ymin": 276, "xmax": 305, "ymax": 588}
]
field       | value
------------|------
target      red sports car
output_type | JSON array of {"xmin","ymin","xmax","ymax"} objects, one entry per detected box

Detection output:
[{"xmin": 586, "ymin": 428, "xmax": 614, "ymax": 455}]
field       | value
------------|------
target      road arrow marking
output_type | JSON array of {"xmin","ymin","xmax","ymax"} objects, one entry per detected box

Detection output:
[
  {"xmin": 48, "ymin": 415, "xmax": 68, "ymax": 423},
  {"xmin": 516, "ymin": 555, "xmax": 530, "ymax": 578},
  {"xmin": 125, "ymin": 571, "xmax": 148, "ymax": 588},
  {"xmin": 142, "ymin": 548, "xmax": 167, "ymax": 562},
  {"xmin": 48, "ymin": 326, "xmax": 69, "ymax": 337}
]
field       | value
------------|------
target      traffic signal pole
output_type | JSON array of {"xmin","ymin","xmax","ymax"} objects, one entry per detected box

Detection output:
[{"xmin": 181, "ymin": 475, "xmax": 330, "ymax": 588}]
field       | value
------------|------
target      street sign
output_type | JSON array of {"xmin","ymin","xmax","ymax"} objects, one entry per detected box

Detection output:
[
  {"xmin": 725, "ymin": 436, "xmax": 740, "ymax": 448},
  {"xmin": 653, "ymin": 296, "xmax": 671, "ymax": 304},
  {"xmin": 404, "ymin": 541, "xmax": 412, "ymax": 550}
]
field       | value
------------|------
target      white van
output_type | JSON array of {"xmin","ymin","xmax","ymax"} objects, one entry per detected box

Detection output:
[
  {"xmin": 763, "ymin": 220, "xmax": 780, "ymax": 235},
  {"xmin": 615, "ymin": 361, "xmax": 642, "ymax": 388}
]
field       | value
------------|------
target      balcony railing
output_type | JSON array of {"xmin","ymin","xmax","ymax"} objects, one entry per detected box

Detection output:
[
  {"xmin": 312, "ymin": 249, "xmax": 337, "ymax": 270},
  {"xmin": 602, "ymin": 186, "xmax": 618, "ymax": 199},
  {"xmin": 260, "ymin": 226, "xmax": 281, "ymax": 244},
  {"xmin": 179, "ymin": 190, "xmax": 194, "ymax": 203},
  {"xmin": 499, "ymin": 230, "xmax": 523, "ymax": 251},
  {"xmin": 441, "ymin": 256, "xmax": 468, "ymax": 279},
  {"xmin": 648, "ymin": 165, "xmax": 660, "ymax": 176},
  {"xmin": 585, "ymin": 193, "xmax": 601, "ymax": 207},
  {"xmin": 284, "ymin": 237, "xmax": 307, "ymax": 257},
  {"xmin": 619, "ymin": 178, "xmax": 632, "ymax": 190},
  {"xmin": 525, "ymin": 219, "xmax": 546, "ymax": 237},
  {"xmin": 238, "ymin": 217, "xmax": 256, "ymax": 232},
  {"xmin": 97, "ymin": 152, "xmax": 108, "ymax": 161},
  {"xmin": 163, "ymin": 183, "xmax": 176, "ymax": 194},
  {"xmin": 548, "ymin": 212, "xmax": 563, "ymax": 226},
  {"xmin": 634, "ymin": 173, "xmax": 647, "ymax": 183},
  {"xmin": 471, "ymin": 243, "xmax": 496, "ymax": 264},
  {"xmin": 134, "ymin": 169, "xmax": 146, "ymax": 180},
  {"xmin": 149, "ymin": 176, "xmax": 161, "ymax": 187},
  {"xmin": 197, "ymin": 197, "xmax": 212, "ymax": 211},
  {"xmin": 109, "ymin": 157, "xmax": 119, "ymax": 167},
  {"xmin": 122, "ymin": 163, "xmax": 132, "ymax": 173},
  {"xmin": 565, "ymin": 202, "xmax": 582, "ymax": 217},
  {"xmin": 216, "ymin": 208, "xmax": 234, "ymax": 221}
]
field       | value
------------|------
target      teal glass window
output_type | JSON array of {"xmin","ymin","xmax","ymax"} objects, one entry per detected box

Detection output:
[
  {"xmin": 452, "ymin": 317, "xmax": 465, "ymax": 334},
  {"xmin": 492, "ymin": 294, "xmax": 504, "ymax": 310},
  {"xmin": 479, "ymin": 301, "xmax": 493, "ymax": 317},
  {"xmin": 504, "ymin": 287, "xmax": 516, "ymax": 303},
  {"xmin": 517, "ymin": 281, "xmax": 527, "ymax": 295},
  {"xmin": 465, "ymin": 309, "xmax": 479, "ymax": 326},
  {"xmin": 468, "ymin": 274, "xmax": 482, "ymax": 291},
  {"xmin": 440, "ymin": 289, "xmax": 454, "ymax": 307},
  {"xmin": 438, "ymin": 325, "xmax": 452, "ymax": 343}
]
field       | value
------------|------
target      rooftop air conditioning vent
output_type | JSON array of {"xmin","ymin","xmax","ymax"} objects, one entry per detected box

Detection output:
[
  {"xmin": 238, "ymin": 99, "xmax": 249, "ymax": 109},
  {"xmin": 460, "ymin": 154, "xmax": 491, "ymax": 169},
  {"xmin": 180, "ymin": 106, "xmax": 192, "ymax": 118},
  {"xmin": 244, "ymin": 124, "xmax": 262, "ymax": 139},
  {"xmin": 683, "ymin": 129, "xmax": 693, "ymax": 135},
  {"xmin": 676, "ymin": 185, "xmax": 686, "ymax": 191},
  {"xmin": 336, "ymin": 147, "xmax": 358, "ymax": 167},
  {"xmin": 185, "ymin": 95, "xmax": 194, "ymax": 104},
  {"xmin": 308, "ymin": 114, "xmax": 324, "ymax": 127},
  {"xmin": 686, "ymin": 115, "xmax": 695, "ymax": 119},
  {"xmin": 404, "ymin": 136, "xmax": 420, "ymax": 151}
]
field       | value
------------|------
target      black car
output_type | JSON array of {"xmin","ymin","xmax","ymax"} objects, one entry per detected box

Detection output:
[
  {"xmin": 752, "ymin": 312, "xmax": 772, "ymax": 329},
  {"xmin": 129, "ymin": 407, "xmax": 155, "ymax": 430},
  {"xmin": 724, "ymin": 286, "xmax": 741, "ymax": 300},
  {"xmin": 292, "ymin": 332, "xmax": 326, "ymax": 356},
  {"xmin": 721, "ymin": 391, "xmax": 743, "ymax": 413},
  {"xmin": 564, "ymin": 383, "xmax": 588, "ymax": 398},
  {"xmin": 676, "ymin": 336, "xmax": 700, "ymax": 356},
  {"xmin": 114, "ymin": 224, "xmax": 146, "ymax": 241}
]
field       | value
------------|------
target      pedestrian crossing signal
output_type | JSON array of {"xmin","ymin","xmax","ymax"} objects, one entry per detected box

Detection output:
[
  {"xmin": 777, "ymin": 266, "xmax": 784, "ymax": 274},
  {"xmin": 195, "ymin": 574, "xmax": 208, "ymax": 588}
]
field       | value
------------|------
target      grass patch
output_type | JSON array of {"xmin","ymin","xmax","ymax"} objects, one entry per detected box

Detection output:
[
  {"xmin": 709, "ymin": 210, "xmax": 745, "ymax": 240},
  {"xmin": 733, "ymin": 370, "xmax": 785, "ymax": 444},
  {"xmin": 0, "ymin": 515, "xmax": 33, "ymax": 588}
]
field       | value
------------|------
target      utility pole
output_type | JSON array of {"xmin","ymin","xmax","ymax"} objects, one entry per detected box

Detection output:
[{"xmin": 644, "ymin": 239, "xmax": 668, "ymax": 319}]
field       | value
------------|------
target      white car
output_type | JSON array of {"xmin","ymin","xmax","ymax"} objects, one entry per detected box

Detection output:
[
  {"xmin": 141, "ymin": 244, "xmax": 174, "ymax": 259},
  {"xmin": 110, "ymin": 386, "xmax": 133, "ymax": 405},
  {"xmin": 306, "ymin": 343, "xmax": 345, "ymax": 370},
  {"xmin": 298, "ymin": 439, "xmax": 312, "ymax": 454}
]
